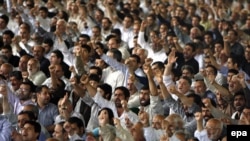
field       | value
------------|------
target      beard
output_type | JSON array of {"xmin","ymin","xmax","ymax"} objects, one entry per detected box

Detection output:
[
  {"xmin": 140, "ymin": 99, "xmax": 150, "ymax": 106},
  {"xmin": 115, "ymin": 99, "xmax": 122, "ymax": 108}
]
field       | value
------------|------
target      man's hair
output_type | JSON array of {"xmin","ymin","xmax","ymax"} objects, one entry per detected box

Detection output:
[
  {"xmin": 115, "ymin": 86, "xmax": 130, "ymax": 99},
  {"xmin": 179, "ymin": 76, "xmax": 192, "ymax": 85},
  {"xmin": 18, "ymin": 111, "xmax": 36, "ymax": 121},
  {"xmin": 68, "ymin": 117, "xmax": 85, "ymax": 128},
  {"xmin": 81, "ymin": 44, "xmax": 91, "ymax": 53},
  {"xmin": 185, "ymin": 42, "xmax": 196, "ymax": 52},
  {"xmin": 130, "ymin": 54, "xmax": 141, "ymax": 64},
  {"xmin": 89, "ymin": 66, "xmax": 103, "ymax": 76},
  {"xmin": 35, "ymin": 85, "xmax": 49, "ymax": 93},
  {"xmin": 152, "ymin": 61, "xmax": 165, "ymax": 70},
  {"xmin": 23, "ymin": 104, "xmax": 39, "ymax": 120},
  {"xmin": 0, "ymin": 14, "xmax": 9, "ymax": 25},
  {"xmin": 109, "ymin": 49, "xmax": 122, "ymax": 62},
  {"xmin": 9, "ymin": 71, "xmax": 22, "ymax": 80},
  {"xmin": 79, "ymin": 34, "xmax": 90, "ymax": 41},
  {"xmin": 22, "ymin": 79, "xmax": 36, "ymax": 92},
  {"xmin": 52, "ymin": 50, "xmax": 64, "ymax": 62},
  {"xmin": 39, "ymin": 6, "xmax": 48, "ymax": 13},
  {"xmin": 97, "ymin": 83, "xmax": 112, "ymax": 100},
  {"xmin": 3, "ymin": 30, "xmax": 14, "ymax": 38},
  {"xmin": 43, "ymin": 38, "xmax": 54, "ymax": 47},
  {"xmin": 23, "ymin": 121, "xmax": 41, "ymax": 139},
  {"xmin": 228, "ymin": 69, "xmax": 239, "ymax": 75},
  {"xmin": 205, "ymin": 65, "xmax": 218, "ymax": 76},
  {"xmin": 1, "ymin": 44, "xmax": 12, "ymax": 52}
]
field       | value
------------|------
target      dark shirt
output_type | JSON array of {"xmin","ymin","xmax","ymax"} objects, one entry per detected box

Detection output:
[
  {"xmin": 8, "ymin": 55, "xmax": 20, "ymax": 67},
  {"xmin": 39, "ymin": 57, "xmax": 50, "ymax": 77}
]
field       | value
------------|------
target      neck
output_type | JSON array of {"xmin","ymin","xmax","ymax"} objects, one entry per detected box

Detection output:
[{"xmin": 117, "ymin": 107, "xmax": 124, "ymax": 117}]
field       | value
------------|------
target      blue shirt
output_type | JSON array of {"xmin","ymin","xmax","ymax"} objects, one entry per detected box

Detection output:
[
  {"xmin": 38, "ymin": 103, "xmax": 59, "ymax": 127},
  {"xmin": 0, "ymin": 116, "xmax": 12, "ymax": 141}
]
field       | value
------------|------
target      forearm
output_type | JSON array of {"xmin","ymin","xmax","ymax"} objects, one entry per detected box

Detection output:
[{"xmin": 147, "ymin": 74, "xmax": 158, "ymax": 96}]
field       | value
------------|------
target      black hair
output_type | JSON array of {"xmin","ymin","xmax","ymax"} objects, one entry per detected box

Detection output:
[
  {"xmin": 9, "ymin": 71, "xmax": 22, "ymax": 80},
  {"xmin": 18, "ymin": 111, "xmax": 36, "ymax": 121},
  {"xmin": 114, "ymin": 86, "xmax": 130, "ymax": 99},
  {"xmin": 0, "ymin": 14, "xmax": 9, "ymax": 24},
  {"xmin": 23, "ymin": 121, "xmax": 41, "ymax": 139},
  {"xmin": 98, "ymin": 107, "xmax": 114, "ymax": 126},
  {"xmin": 97, "ymin": 83, "xmax": 112, "ymax": 100},
  {"xmin": 52, "ymin": 50, "xmax": 64, "ymax": 62},
  {"xmin": 68, "ymin": 117, "xmax": 85, "ymax": 128},
  {"xmin": 43, "ymin": 38, "xmax": 54, "ymax": 47},
  {"xmin": 3, "ymin": 30, "xmax": 15, "ymax": 38}
]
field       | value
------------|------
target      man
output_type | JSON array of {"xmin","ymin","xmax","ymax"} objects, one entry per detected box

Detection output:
[
  {"xmin": 0, "ymin": 63, "xmax": 13, "ymax": 80},
  {"xmin": 138, "ymin": 21, "xmax": 167, "ymax": 63},
  {"xmin": 178, "ymin": 42, "xmax": 199, "ymax": 74},
  {"xmin": 9, "ymin": 71, "xmax": 23, "ymax": 92},
  {"xmin": 205, "ymin": 118, "xmax": 226, "ymax": 141},
  {"xmin": 3, "ymin": 80, "xmax": 36, "ymax": 114},
  {"xmin": 2, "ymin": 30, "xmax": 15, "ymax": 46},
  {"xmin": 27, "ymin": 58, "xmax": 47, "ymax": 86},
  {"xmin": 231, "ymin": 92, "xmax": 246, "ymax": 120},
  {"xmin": 107, "ymin": 36, "xmax": 130, "ymax": 60},
  {"xmin": 80, "ymin": 76, "xmax": 139, "ymax": 129},
  {"xmin": 0, "ymin": 14, "xmax": 9, "ymax": 35},
  {"xmin": 36, "ymin": 85, "xmax": 59, "ymax": 133},
  {"xmin": 55, "ymin": 95, "xmax": 84, "ymax": 125},
  {"xmin": 32, "ymin": 45, "xmax": 50, "ymax": 77},
  {"xmin": 18, "ymin": 55, "xmax": 32, "ymax": 72},
  {"xmin": 21, "ymin": 121, "xmax": 41, "ymax": 141},
  {"xmin": 64, "ymin": 117, "xmax": 86, "ymax": 140},
  {"xmin": 1, "ymin": 45, "xmax": 20, "ymax": 67},
  {"xmin": 42, "ymin": 64, "xmax": 69, "ymax": 88},
  {"xmin": 193, "ymin": 79, "xmax": 217, "ymax": 104},
  {"xmin": 50, "ymin": 50, "xmax": 71, "ymax": 78},
  {"xmin": 224, "ymin": 29, "xmax": 244, "ymax": 59},
  {"xmin": 101, "ymin": 17, "xmax": 112, "ymax": 39},
  {"xmin": 42, "ymin": 38, "xmax": 54, "ymax": 60},
  {"xmin": 53, "ymin": 122, "xmax": 68, "ymax": 141}
]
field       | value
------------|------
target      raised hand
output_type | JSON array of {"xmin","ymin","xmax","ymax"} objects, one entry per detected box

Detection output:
[
  {"xmin": 113, "ymin": 118, "xmax": 121, "ymax": 128},
  {"xmin": 167, "ymin": 50, "xmax": 177, "ymax": 65},
  {"xmin": 80, "ymin": 74, "xmax": 89, "ymax": 85},
  {"xmin": 194, "ymin": 112, "xmax": 203, "ymax": 121}
]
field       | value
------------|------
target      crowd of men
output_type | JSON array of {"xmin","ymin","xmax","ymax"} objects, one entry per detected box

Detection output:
[{"xmin": 0, "ymin": 0, "xmax": 250, "ymax": 141}]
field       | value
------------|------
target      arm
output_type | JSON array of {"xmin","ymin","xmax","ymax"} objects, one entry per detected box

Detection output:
[
  {"xmin": 143, "ymin": 60, "xmax": 158, "ymax": 96},
  {"xmin": 0, "ymin": 118, "xmax": 12, "ymax": 141}
]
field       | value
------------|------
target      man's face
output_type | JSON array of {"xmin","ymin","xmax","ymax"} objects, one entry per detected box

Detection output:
[
  {"xmin": 2, "ymin": 34, "xmax": 12, "ymax": 45},
  {"xmin": 183, "ymin": 45, "xmax": 194, "ymax": 60},
  {"xmin": 123, "ymin": 17, "xmax": 132, "ymax": 28},
  {"xmin": 127, "ymin": 79, "xmax": 136, "ymax": 94},
  {"xmin": 20, "ymin": 28, "xmax": 29, "ymax": 40},
  {"xmin": 27, "ymin": 60, "xmax": 38, "ymax": 75},
  {"xmin": 37, "ymin": 87, "xmax": 51, "ymax": 106},
  {"xmin": 245, "ymin": 47, "xmax": 250, "ymax": 61},
  {"xmin": 107, "ymin": 38, "xmax": 119, "ymax": 49},
  {"xmin": 70, "ymin": 123, "xmax": 83, "ymax": 136},
  {"xmin": 19, "ymin": 56, "xmax": 29, "ymax": 71},
  {"xmin": 50, "ymin": 53, "xmax": 60, "ymax": 65},
  {"xmin": 18, "ymin": 114, "xmax": 30, "ymax": 129},
  {"xmin": 139, "ymin": 89, "xmax": 150, "ymax": 106},
  {"xmin": 21, "ymin": 123, "xmax": 39, "ymax": 141},
  {"xmin": 233, "ymin": 95, "xmax": 245, "ymax": 111},
  {"xmin": 18, "ymin": 84, "xmax": 31, "ymax": 101},
  {"xmin": 178, "ymin": 78, "xmax": 191, "ymax": 94},
  {"xmin": 227, "ymin": 58, "xmax": 235, "ymax": 69},
  {"xmin": 194, "ymin": 81, "xmax": 206, "ymax": 95},
  {"xmin": 228, "ymin": 75, "xmax": 242, "ymax": 93},
  {"xmin": 202, "ymin": 107, "xmax": 213, "ymax": 121},
  {"xmin": 32, "ymin": 46, "xmax": 44, "ymax": 60},
  {"xmin": 10, "ymin": 76, "xmax": 22, "ymax": 91},
  {"xmin": 53, "ymin": 124, "xmax": 66, "ymax": 140},
  {"xmin": 113, "ymin": 89, "xmax": 126, "ymax": 108},
  {"xmin": 1, "ymin": 48, "xmax": 11, "ymax": 59},
  {"xmin": 0, "ymin": 18, "xmax": 7, "ymax": 29},
  {"xmin": 205, "ymin": 121, "xmax": 221, "ymax": 140},
  {"xmin": 101, "ymin": 19, "xmax": 111, "ymax": 30},
  {"xmin": 152, "ymin": 117, "xmax": 161, "ymax": 130}
]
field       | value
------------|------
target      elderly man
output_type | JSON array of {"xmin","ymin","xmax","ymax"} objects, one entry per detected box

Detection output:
[{"xmin": 27, "ymin": 58, "xmax": 47, "ymax": 86}]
